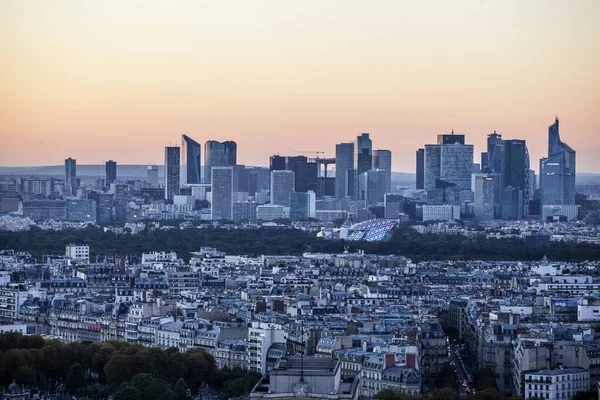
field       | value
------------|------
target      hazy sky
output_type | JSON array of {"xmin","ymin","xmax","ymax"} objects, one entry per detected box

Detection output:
[{"xmin": 1, "ymin": 1, "xmax": 599, "ymax": 172}]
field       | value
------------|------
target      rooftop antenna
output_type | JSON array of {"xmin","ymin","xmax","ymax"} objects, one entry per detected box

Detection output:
[{"xmin": 451, "ymin": 128, "xmax": 454, "ymax": 135}]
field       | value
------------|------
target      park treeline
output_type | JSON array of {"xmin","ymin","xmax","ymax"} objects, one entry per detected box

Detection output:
[
  {"xmin": 0, "ymin": 332, "xmax": 260, "ymax": 400},
  {"xmin": 1, "ymin": 223, "xmax": 600, "ymax": 262}
]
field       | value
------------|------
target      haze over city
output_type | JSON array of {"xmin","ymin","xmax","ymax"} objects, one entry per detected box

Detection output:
[{"xmin": 1, "ymin": 1, "xmax": 599, "ymax": 172}]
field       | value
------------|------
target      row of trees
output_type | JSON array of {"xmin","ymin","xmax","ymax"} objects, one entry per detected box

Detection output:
[
  {"xmin": 1, "ymin": 223, "xmax": 600, "ymax": 262},
  {"xmin": 0, "ymin": 332, "xmax": 261, "ymax": 400}
]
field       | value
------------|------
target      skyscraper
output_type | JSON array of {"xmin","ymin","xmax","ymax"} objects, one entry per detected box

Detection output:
[
  {"xmin": 164, "ymin": 146, "xmax": 180, "ymax": 202},
  {"xmin": 540, "ymin": 117, "xmax": 576, "ymax": 206},
  {"xmin": 416, "ymin": 149, "xmax": 425, "ymax": 190},
  {"xmin": 270, "ymin": 170, "xmax": 295, "ymax": 207},
  {"xmin": 424, "ymin": 133, "xmax": 473, "ymax": 191},
  {"xmin": 147, "ymin": 165, "xmax": 159, "ymax": 187},
  {"xmin": 501, "ymin": 139, "xmax": 530, "ymax": 217},
  {"xmin": 181, "ymin": 134, "xmax": 201, "ymax": 185},
  {"xmin": 64, "ymin": 158, "xmax": 77, "ymax": 195},
  {"xmin": 286, "ymin": 156, "xmax": 318, "ymax": 193},
  {"xmin": 358, "ymin": 169, "xmax": 387, "ymax": 203},
  {"xmin": 289, "ymin": 191, "xmax": 316, "ymax": 220},
  {"xmin": 472, "ymin": 173, "xmax": 499, "ymax": 220},
  {"xmin": 105, "ymin": 160, "xmax": 117, "ymax": 187},
  {"xmin": 481, "ymin": 131, "xmax": 503, "ymax": 173},
  {"xmin": 211, "ymin": 167, "xmax": 233, "ymax": 220},
  {"xmin": 335, "ymin": 142, "xmax": 354, "ymax": 198},
  {"xmin": 270, "ymin": 155, "xmax": 286, "ymax": 171},
  {"xmin": 372, "ymin": 149, "xmax": 392, "ymax": 194},
  {"xmin": 354, "ymin": 133, "xmax": 372, "ymax": 175},
  {"xmin": 204, "ymin": 140, "xmax": 237, "ymax": 184}
]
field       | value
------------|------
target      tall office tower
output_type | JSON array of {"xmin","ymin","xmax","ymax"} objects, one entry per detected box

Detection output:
[
  {"xmin": 358, "ymin": 169, "xmax": 387, "ymax": 203},
  {"xmin": 114, "ymin": 184, "xmax": 128, "ymax": 221},
  {"xmin": 286, "ymin": 156, "xmax": 318, "ymax": 193},
  {"xmin": 416, "ymin": 149, "xmax": 425, "ymax": 190},
  {"xmin": 147, "ymin": 165, "xmax": 159, "ymax": 186},
  {"xmin": 335, "ymin": 142, "xmax": 354, "ymax": 197},
  {"xmin": 64, "ymin": 158, "xmax": 77, "ymax": 195},
  {"xmin": 501, "ymin": 186, "xmax": 523, "ymax": 220},
  {"xmin": 372, "ymin": 149, "xmax": 392, "ymax": 194},
  {"xmin": 66, "ymin": 199, "xmax": 97, "ymax": 222},
  {"xmin": 211, "ymin": 167, "xmax": 233, "ymax": 220},
  {"xmin": 203, "ymin": 140, "xmax": 237, "ymax": 183},
  {"xmin": 472, "ymin": 173, "xmax": 499, "ymax": 220},
  {"xmin": 223, "ymin": 141, "xmax": 237, "ymax": 165},
  {"xmin": 528, "ymin": 169, "xmax": 536, "ymax": 200},
  {"xmin": 354, "ymin": 133, "xmax": 372, "ymax": 175},
  {"xmin": 384, "ymin": 194, "xmax": 404, "ymax": 219},
  {"xmin": 164, "ymin": 146, "xmax": 180, "ymax": 202},
  {"xmin": 501, "ymin": 139, "xmax": 530, "ymax": 217},
  {"xmin": 270, "ymin": 170, "xmax": 295, "ymax": 207},
  {"xmin": 289, "ymin": 191, "xmax": 316, "ymax": 220},
  {"xmin": 97, "ymin": 193, "xmax": 114, "ymax": 222},
  {"xmin": 481, "ymin": 131, "xmax": 503, "ymax": 173},
  {"xmin": 181, "ymin": 134, "xmax": 201, "ymax": 184},
  {"xmin": 270, "ymin": 155, "xmax": 287, "ymax": 171},
  {"xmin": 105, "ymin": 160, "xmax": 117, "ymax": 187},
  {"xmin": 424, "ymin": 133, "xmax": 473, "ymax": 191},
  {"xmin": 540, "ymin": 117, "xmax": 576, "ymax": 206}
]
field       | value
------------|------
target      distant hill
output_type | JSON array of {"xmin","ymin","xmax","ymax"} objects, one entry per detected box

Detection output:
[
  {"xmin": 0, "ymin": 165, "xmax": 598, "ymax": 186},
  {"xmin": 0, "ymin": 165, "xmax": 163, "ymax": 179}
]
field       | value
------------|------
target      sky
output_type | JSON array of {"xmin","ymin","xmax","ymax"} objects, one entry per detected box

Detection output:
[{"xmin": 1, "ymin": 1, "xmax": 599, "ymax": 173}]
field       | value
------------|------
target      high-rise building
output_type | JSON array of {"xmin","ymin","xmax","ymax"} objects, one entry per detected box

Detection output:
[
  {"xmin": 372, "ymin": 149, "xmax": 392, "ymax": 194},
  {"xmin": 94, "ymin": 193, "xmax": 113, "ymax": 223},
  {"xmin": 269, "ymin": 155, "xmax": 287, "ymax": 171},
  {"xmin": 105, "ymin": 160, "xmax": 117, "ymax": 187},
  {"xmin": 164, "ymin": 146, "xmax": 180, "ymax": 202},
  {"xmin": 114, "ymin": 184, "xmax": 128, "ymax": 221},
  {"xmin": 64, "ymin": 158, "xmax": 77, "ymax": 195},
  {"xmin": 501, "ymin": 139, "xmax": 530, "ymax": 217},
  {"xmin": 289, "ymin": 191, "xmax": 316, "ymax": 220},
  {"xmin": 424, "ymin": 133, "xmax": 473, "ymax": 191},
  {"xmin": 204, "ymin": 140, "xmax": 237, "ymax": 184},
  {"xmin": 540, "ymin": 117, "xmax": 576, "ymax": 206},
  {"xmin": 416, "ymin": 149, "xmax": 425, "ymax": 190},
  {"xmin": 358, "ymin": 169, "xmax": 386, "ymax": 203},
  {"xmin": 181, "ymin": 134, "xmax": 201, "ymax": 185},
  {"xmin": 270, "ymin": 170, "xmax": 295, "ymax": 207},
  {"xmin": 472, "ymin": 173, "xmax": 499, "ymax": 220},
  {"xmin": 501, "ymin": 186, "xmax": 523, "ymax": 220},
  {"xmin": 286, "ymin": 156, "xmax": 318, "ymax": 193},
  {"xmin": 384, "ymin": 194, "xmax": 404, "ymax": 219},
  {"xmin": 233, "ymin": 201, "xmax": 257, "ymax": 222},
  {"xmin": 481, "ymin": 132, "xmax": 503, "ymax": 173},
  {"xmin": 66, "ymin": 199, "xmax": 97, "ymax": 222},
  {"xmin": 335, "ymin": 142, "xmax": 354, "ymax": 198},
  {"xmin": 211, "ymin": 167, "xmax": 233, "ymax": 220},
  {"xmin": 147, "ymin": 165, "xmax": 159, "ymax": 187},
  {"xmin": 354, "ymin": 133, "xmax": 372, "ymax": 175}
]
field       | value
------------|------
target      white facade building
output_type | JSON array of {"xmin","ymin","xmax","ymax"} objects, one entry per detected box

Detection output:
[
  {"xmin": 422, "ymin": 205, "xmax": 460, "ymax": 222},
  {"xmin": 65, "ymin": 244, "xmax": 90, "ymax": 263},
  {"xmin": 524, "ymin": 368, "xmax": 589, "ymax": 400}
]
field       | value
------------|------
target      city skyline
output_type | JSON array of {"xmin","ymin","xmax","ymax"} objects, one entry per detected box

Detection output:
[{"xmin": 1, "ymin": 1, "xmax": 599, "ymax": 172}]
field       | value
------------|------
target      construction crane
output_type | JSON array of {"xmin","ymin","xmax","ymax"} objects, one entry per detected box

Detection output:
[{"xmin": 295, "ymin": 151, "xmax": 324, "ymax": 155}]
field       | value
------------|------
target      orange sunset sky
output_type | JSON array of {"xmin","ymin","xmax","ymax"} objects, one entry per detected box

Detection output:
[{"xmin": 1, "ymin": 1, "xmax": 599, "ymax": 173}]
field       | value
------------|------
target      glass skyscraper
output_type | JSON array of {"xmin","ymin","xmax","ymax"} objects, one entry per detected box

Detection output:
[
  {"xmin": 372, "ymin": 149, "xmax": 392, "ymax": 194},
  {"xmin": 204, "ymin": 140, "xmax": 237, "ymax": 184},
  {"xmin": 181, "ymin": 134, "xmax": 201, "ymax": 184},
  {"xmin": 164, "ymin": 146, "xmax": 180, "ymax": 202},
  {"xmin": 211, "ymin": 166, "xmax": 233, "ymax": 220},
  {"xmin": 105, "ymin": 160, "xmax": 117, "ymax": 187},
  {"xmin": 335, "ymin": 142, "xmax": 354, "ymax": 198},
  {"xmin": 64, "ymin": 158, "xmax": 77, "ymax": 195},
  {"xmin": 540, "ymin": 117, "xmax": 576, "ymax": 206}
]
